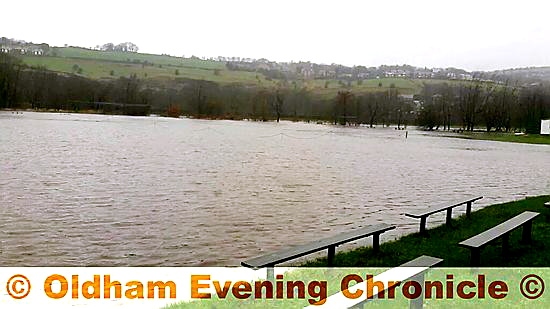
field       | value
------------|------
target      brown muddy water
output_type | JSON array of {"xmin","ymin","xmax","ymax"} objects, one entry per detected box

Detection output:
[{"xmin": 0, "ymin": 111, "xmax": 548, "ymax": 266}]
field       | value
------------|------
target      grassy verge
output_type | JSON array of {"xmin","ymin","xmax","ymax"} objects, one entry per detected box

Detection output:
[
  {"xmin": 455, "ymin": 132, "xmax": 550, "ymax": 145},
  {"xmin": 303, "ymin": 195, "xmax": 550, "ymax": 267}
]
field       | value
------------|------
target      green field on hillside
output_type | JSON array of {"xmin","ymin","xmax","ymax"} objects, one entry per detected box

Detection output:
[
  {"xmin": 51, "ymin": 47, "xmax": 224, "ymax": 69},
  {"xmin": 19, "ymin": 47, "xmax": 477, "ymax": 98},
  {"xmin": 307, "ymin": 78, "xmax": 422, "ymax": 96},
  {"xmin": 22, "ymin": 54, "xmax": 274, "ymax": 86}
]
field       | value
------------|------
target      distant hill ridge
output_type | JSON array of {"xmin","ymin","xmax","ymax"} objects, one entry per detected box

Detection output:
[{"xmin": 2, "ymin": 35, "xmax": 549, "ymax": 84}]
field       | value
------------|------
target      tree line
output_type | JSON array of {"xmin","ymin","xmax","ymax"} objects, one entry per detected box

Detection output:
[
  {"xmin": 98, "ymin": 42, "xmax": 139, "ymax": 53},
  {"xmin": 417, "ymin": 82, "xmax": 549, "ymax": 133}
]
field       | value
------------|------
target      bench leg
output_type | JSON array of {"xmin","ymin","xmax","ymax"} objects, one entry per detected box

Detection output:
[
  {"xmin": 373, "ymin": 233, "xmax": 380, "ymax": 252},
  {"xmin": 470, "ymin": 248, "xmax": 481, "ymax": 267},
  {"xmin": 502, "ymin": 233, "xmax": 509, "ymax": 254},
  {"xmin": 409, "ymin": 272, "xmax": 425, "ymax": 309},
  {"xmin": 327, "ymin": 246, "xmax": 335, "ymax": 266},
  {"xmin": 266, "ymin": 266, "xmax": 274, "ymax": 282},
  {"xmin": 446, "ymin": 208, "xmax": 452, "ymax": 226},
  {"xmin": 263, "ymin": 266, "xmax": 275, "ymax": 299},
  {"xmin": 466, "ymin": 201, "xmax": 472, "ymax": 218},
  {"xmin": 420, "ymin": 217, "xmax": 427, "ymax": 235},
  {"xmin": 522, "ymin": 221, "xmax": 533, "ymax": 244}
]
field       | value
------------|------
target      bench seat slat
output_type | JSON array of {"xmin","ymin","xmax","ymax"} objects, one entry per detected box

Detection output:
[
  {"xmin": 459, "ymin": 211, "xmax": 539, "ymax": 248},
  {"xmin": 399, "ymin": 255, "xmax": 443, "ymax": 268},
  {"xmin": 405, "ymin": 196, "xmax": 483, "ymax": 218},
  {"xmin": 242, "ymin": 223, "xmax": 395, "ymax": 268}
]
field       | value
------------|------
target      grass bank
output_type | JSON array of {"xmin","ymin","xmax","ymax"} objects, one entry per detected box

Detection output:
[
  {"xmin": 455, "ymin": 132, "xmax": 550, "ymax": 145},
  {"xmin": 303, "ymin": 195, "xmax": 550, "ymax": 267}
]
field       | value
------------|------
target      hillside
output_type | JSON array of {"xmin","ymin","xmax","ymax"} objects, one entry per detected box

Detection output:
[
  {"xmin": 18, "ymin": 47, "xmax": 475, "ymax": 97},
  {"xmin": 21, "ymin": 47, "xmax": 273, "ymax": 87},
  {"xmin": 481, "ymin": 67, "xmax": 550, "ymax": 83}
]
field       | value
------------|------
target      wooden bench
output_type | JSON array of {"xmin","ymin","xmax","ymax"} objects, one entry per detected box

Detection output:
[
  {"xmin": 304, "ymin": 255, "xmax": 443, "ymax": 309},
  {"xmin": 405, "ymin": 196, "xmax": 483, "ymax": 234},
  {"xmin": 458, "ymin": 211, "xmax": 539, "ymax": 266},
  {"xmin": 242, "ymin": 223, "xmax": 395, "ymax": 271}
]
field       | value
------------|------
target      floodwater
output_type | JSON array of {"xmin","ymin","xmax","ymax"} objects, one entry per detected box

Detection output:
[{"xmin": 0, "ymin": 111, "xmax": 548, "ymax": 266}]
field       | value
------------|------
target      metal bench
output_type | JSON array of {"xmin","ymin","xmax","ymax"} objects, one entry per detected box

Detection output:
[
  {"xmin": 242, "ymin": 223, "xmax": 395, "ymax": 272},
  {"xmin": 458, "ymin": 211, "xmax": 539, "ymax": 266},
  {"xmin": 304, "ymin": 255, "xmax": 443, "ymax": 309},
  {"xmin": 405, "ymin": 196, "xmax": 483, "ymax": 234}
]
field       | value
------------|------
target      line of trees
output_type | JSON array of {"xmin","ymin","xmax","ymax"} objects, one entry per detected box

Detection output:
[
  {"xmin": 98, "ymin": 42, "xmax": 139, "ymax": 53},
  {"xmin": 417, "ymin": 82, "xmax": 549, "ymax": 133},
  {"xmin": 332, "ymin": 84, "xmax": 414, "ymax": 129}
]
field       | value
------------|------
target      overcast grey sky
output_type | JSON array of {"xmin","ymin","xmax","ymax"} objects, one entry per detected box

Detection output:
[{"xmin": 2, "ymin": 0, "xmax": 549, "ymax": 71}]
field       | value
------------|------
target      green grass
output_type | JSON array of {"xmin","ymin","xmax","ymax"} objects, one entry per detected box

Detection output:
[
  {"xmin": 303, "ymin": 78, "xmax": 476, "ymax": 99},
  {"xmin": 22, "ymin": 55, "xmax": 274, "ymax": 86},
  {"xmin": 23, "ymin": 46, "xmax": 272, "ymax": 86},
  {"xmin": 301, "ymin": 78, "xmax": 421, "ymax": 99},
  {"xmin": 51, "ymin": 47, "xmax": 225, "ymax": 69},
  {"xmin": 303, "ymin": 195, "xmax": 550, "ymax": 267},
  {"xmin": 457, "ymin": 132, "xmax": 550, "ymax": 145}
]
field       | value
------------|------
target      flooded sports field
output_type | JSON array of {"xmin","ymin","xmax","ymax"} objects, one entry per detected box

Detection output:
[{"xmin": 1, "ymin": 111, "xmax": 548, "ymax": 266}]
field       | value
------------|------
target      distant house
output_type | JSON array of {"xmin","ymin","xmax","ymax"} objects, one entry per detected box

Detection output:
[
  {"xmin": 31, "ymin": 48, "xmax": 44, "ymax": 55},
  {"xmin": 301, "ymin": 68, "xmax": 314, "ymax": 79},
  {"xmin": 384, "ymin": 70, "xmax": 409, "ymax": 78},
  {"xmin": 0, "ymin": 44, "xmax": 44, "ymax": 56},
  {"xmin": 398, "ymin": 94, "xmax": 414, "ymax": 101},
  {"xmin": 13, "ymin": 48, "xmax": 26, "ymax": 55}
]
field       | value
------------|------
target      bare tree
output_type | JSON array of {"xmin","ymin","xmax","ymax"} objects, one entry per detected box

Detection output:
[{"xmin": 335, "ymin": 90, "xmax": 353, "ymax": 125}]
